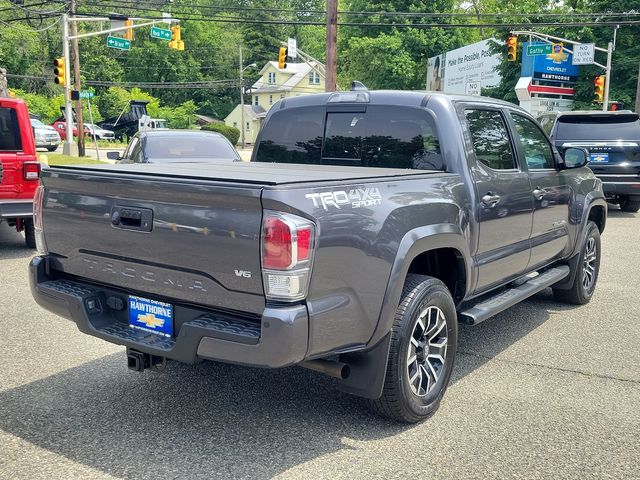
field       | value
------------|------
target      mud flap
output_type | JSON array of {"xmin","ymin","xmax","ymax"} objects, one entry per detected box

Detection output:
[{"xmin": 337, "ymin": 333, "xmax": 391, "ymax": 399}]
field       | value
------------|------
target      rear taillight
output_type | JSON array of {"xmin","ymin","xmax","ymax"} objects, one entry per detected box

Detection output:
[
  {"xmin": 23, "ymin": 161, "xmax": 41, "ymax": 181},
  {"xmin": 261, "ymin": 211, "xmax": 315, "ymax": 301},
  {"xmin": 33, "ymin": 185, "xmax": 48, "ymax": 255}
]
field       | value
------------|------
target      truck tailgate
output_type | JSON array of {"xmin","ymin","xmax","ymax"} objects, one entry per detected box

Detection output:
[{"xmin": 41, "ymin": 167, "xmax": 266, "ymax": 315}]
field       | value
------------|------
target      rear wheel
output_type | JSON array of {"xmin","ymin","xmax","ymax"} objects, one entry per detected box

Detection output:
[
  {"xmin": 46, "ymin": 146, "xmax": 57, "ymax": 152},
  {"xmin": 369, "ymin": 275, "xmax": 457, "ymax": 423},
  {"xmin": 23, "ymin": 218, "xmax": 36, "ymax": 249},
  {"xmin": 619, "ymin": 196, "xmax": 640, "ymax": 213},
  {"xmin": 553, "ymin": 221, "xmax": 600, "ymax": 305}
]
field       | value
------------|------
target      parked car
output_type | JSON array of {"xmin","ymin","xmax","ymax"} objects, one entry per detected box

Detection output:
[
  {"xmin": 107, "ymin": 130, "xmax": 241, "ymax": 164},
  {"xmin": 51, "ymin": 120, "xmax": 91, "ymax": 141},
  {"xmin": 30, "ymin": 90, "xmax": 606, "ymax": 422},
  {"xmin": 0, "ymin": 97, "xmax": 41, "ymax": 247},
  {"xmin": 549, "ymin": 110, "xmax": 640, "ymax": 212},
  {"xmin": 30, "ymin": 117, "xmax": 61, "ymax": 152},
  {"xmin": 84, "ymin": 123, "xmax": 115, "ymax": 141}
]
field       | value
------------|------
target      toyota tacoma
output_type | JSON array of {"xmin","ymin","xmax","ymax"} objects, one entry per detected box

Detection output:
[{"xmin": 30, "ymin": 90, "xmax": 606, "ymax": 422}]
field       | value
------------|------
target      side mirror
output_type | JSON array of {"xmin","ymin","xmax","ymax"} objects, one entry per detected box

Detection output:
[
  {"xmin": 561, "ymin": 147, "xmax": 589, "ymax": 169},
  {"xmin": 106, "ymin": 151, "xmax": 121, "ymax": 160}
]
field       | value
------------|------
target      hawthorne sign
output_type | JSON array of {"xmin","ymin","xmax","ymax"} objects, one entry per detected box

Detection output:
[
  {"xmin": 79, "ymin": 90, "xmax": 94, "ymax": 99},
  {"xmin": 106, "ymin": 36, "xmax": 130, "ymax": 50},
  {"xmin": 151, "ymin": 26, "xmax": 172, "ymax": 40},
  {"xmin": 527, "ymin": 44, "xmax": 552, "ymax": 56}
]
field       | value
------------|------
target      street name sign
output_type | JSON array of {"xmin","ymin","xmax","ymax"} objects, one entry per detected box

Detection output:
[
  {"xmin": 151, "ymin": 26, "xmax": 172, "ymax": 40},
  {"xmin": 572, "ymin": 43, "xmax": 595, "ymax": 65},
  {"xmin": 106, "ymin": 36, "xmax": 131, "ymax": 50},
  {"xmin": 527, "ymin": 44, "xmax": 552, "ymax": 56},
  {"xmin": 79, "ymin": 91, "xmax": 94, "ymax": 99}
]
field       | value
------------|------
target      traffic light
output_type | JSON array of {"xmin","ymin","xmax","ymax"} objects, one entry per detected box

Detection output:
[
  {"xmin": 610, "ymin": 102, "xmax": 623, "ymax": 111},
  {"xmin": 168, "ymin": 25, "xmax": 184, "ymax": 50},
  {"xmin": 278, "ymin": 46, "xmax": 288, "ymax": 69},
  {"xmin": 594, "ymin": 75, "xmax": 605, "ymax": 103},
  {"xmin": 53, "ymin": 57, "xmax": 65, "ymax": 86},
  {"xmin": 506, "ymin": 36, "xmax": 518, "ymax": 62},
  {"xmin": 124, "ymin": 19, "xmax": 133, "ymax": 41}
]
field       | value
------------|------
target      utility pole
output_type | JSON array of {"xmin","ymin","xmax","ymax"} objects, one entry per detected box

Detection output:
[
  {"xmin": 239, "ymin": 44, "xmax": 245, "ymax": 149},
  {"xmin": 325, "ymin": 0, "xmax": 337, "ymax": 92},
  {"xmin": 635, "ymin": 63, "xmax": 640, "ymax": 114},
  {"xmin": 0, "ymin": 68, "xmax": 7, "ymax": 97},
  {"xmin": 603, "ymin": 41, "xmax": 613, "ymax": 112},
  {"xmin": 61, "ymin": 13, "xmax": 77, "ymax": 156},
  {"xmin": 69, "ymin": 0, "xmax": 85, "ymax": 156}
]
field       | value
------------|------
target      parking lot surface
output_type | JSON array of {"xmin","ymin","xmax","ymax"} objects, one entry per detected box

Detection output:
[{"xmin": 0, "ymin": 209, "xmax": 638, "ymax": 479}]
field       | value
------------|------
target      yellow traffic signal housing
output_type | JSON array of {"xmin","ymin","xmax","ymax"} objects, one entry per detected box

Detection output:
[
  {"xmin": 278, "ymin": 46, "xmax": 288, "ymax": 69},
  {"xmin": 53, "ymin": 57, "xmax": 65, "ymax": 85},
  {"xmin": 594, "ymin": 75, "xmax": 605, "ymax": 103},
  {"xmin": 506, "ymin": 36, "xmax": 518, "ymax": 62},
  {"xmin": 124, "ymin": 19, "xmax": 133, "ymax": 41},
  {"xmin": 169, "ymin": 25, "xmax": 184, "ymax": 50}
]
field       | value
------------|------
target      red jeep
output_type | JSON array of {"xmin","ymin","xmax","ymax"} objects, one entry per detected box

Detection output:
[{"xmin": 0, "ymin": 97, "xmax": 41, "ymax": 247}]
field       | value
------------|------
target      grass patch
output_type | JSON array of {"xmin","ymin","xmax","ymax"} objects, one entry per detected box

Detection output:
[{"xmin": 41, "ymin": 153, "xmax": 106, "ymax": 166}]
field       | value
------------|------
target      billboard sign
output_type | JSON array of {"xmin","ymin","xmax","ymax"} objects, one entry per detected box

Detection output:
[
  {"xmin": 521, "ymin": 41, "xmax": 578, "ymax": 84},
  {"xmin": 427, "ymin": 39, "xmax": 501, "ymax": 94}
]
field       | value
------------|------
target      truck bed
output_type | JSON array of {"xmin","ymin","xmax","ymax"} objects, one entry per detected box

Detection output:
[{"xmin": 50, "ymin": 162, "xmax": 436, "ymax": 186}]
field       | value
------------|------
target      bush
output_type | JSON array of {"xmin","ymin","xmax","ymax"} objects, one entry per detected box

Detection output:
[{"xmin": 202, "ymin": 123, "xmax": 240, "ymax": 145}]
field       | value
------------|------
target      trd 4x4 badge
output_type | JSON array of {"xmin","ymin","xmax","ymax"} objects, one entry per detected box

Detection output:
[{"xmin": 305, "ymin": 187, "xmax": 382, "ymax": 210}]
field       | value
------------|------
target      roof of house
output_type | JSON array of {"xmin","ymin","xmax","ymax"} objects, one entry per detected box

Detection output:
[
  {"xmin": 225, "ymin": 104, "xmax": 267, "ymax": 122},
  {"xmin": 251, "ymin": 61, "xmax": 321, "ymax": 93}
]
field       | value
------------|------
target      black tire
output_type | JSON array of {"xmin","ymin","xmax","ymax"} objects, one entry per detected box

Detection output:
[
  {"xmin": 619, "ymin": 197, "xmax": 640, "ymax": 213},
  {"xmin": 23, "ymin": 218, "xmax": 36, "ymax": 249},
  {"xmin": 369, "ymin": 275, "xmax": 458, "ymax": 423},
  {"xmin": 46, "ymin": 146, "xmax": 57, "ymax": 152},
  {"xmin": 553, "ymin": 221, "xmax": 601, "ymax": 305}
]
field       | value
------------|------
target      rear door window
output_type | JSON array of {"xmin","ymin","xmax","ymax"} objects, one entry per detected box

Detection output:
[
  {"xmin": 465, "ymin": 109, "xmax": 517, "ymax": 170},
  {"xmin": 0, "ymin": 107, "xmax": 23, "ymax": 152}
]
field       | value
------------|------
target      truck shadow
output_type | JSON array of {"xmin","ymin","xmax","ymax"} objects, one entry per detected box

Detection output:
[
  {"xmin": 0, "ymin": 290, "xmax": 573, "ymax": 479},
  {"xmin": 0, "ymin": 223, "xmax": 34, "ymax": 260}
]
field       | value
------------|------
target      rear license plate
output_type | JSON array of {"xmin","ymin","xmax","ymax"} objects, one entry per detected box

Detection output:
[
  {"xmin": 128, "ymin": 295, "xmax": 173, "ymax": 337},
  {"xmin": 590, "ymin": 152, "xmax": 609, "ymax": 163}
]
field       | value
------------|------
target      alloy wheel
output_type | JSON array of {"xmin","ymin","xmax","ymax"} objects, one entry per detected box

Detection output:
[
  {"xmin": 406, "ymin": 306, "xmax": 448, "ymax": 397},
  {"xmin": 582, "ymin": 236, "xmax": 597, "ymax": 291}
]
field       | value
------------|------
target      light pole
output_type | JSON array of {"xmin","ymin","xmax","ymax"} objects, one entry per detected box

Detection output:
[{"xmin": 239, "ymin": 45, "xmax": 257, "ymax": 150}]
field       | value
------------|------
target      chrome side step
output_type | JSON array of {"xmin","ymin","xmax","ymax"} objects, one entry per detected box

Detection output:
[{"xmin": 460, "ymin": 265, "xmax": 570, "ymax": 326}]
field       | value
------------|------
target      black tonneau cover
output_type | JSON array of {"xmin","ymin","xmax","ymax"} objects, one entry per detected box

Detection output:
[{"xmin": 50, "ymin": 162, "xmax": 437, "ymax": 186}]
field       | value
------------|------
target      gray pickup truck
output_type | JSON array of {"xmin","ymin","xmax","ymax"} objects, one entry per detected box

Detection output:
[{"xmin": 30, "ymin": 90, "xmax": 606, "ymax": 422}]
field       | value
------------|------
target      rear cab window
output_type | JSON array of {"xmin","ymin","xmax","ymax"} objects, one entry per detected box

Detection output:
[
  {"xmin": 254, "ymin": 105, "xmax": 444, "ymax": 171},
  {"xmin": 0, "ymin": 107, "xmax": 23, "ymax": 152}
]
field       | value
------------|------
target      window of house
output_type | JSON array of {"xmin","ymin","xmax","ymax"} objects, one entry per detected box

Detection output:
[
  {"xmin": 246, "ymin": 122, "xmax": 250, "ymax": 131},
  {"xmin": 254, "ymin": 96, "xmax": 258, "ymax": 106},
  {"xmin": 465, "ymin": 109, "xmax": 516, "ymax": 170},
  {"xmin": 308, "ymin": 71, "xmax": 321, "ymax": 85},
  {"xmin": 233, "ymin": 121, "xmax": 237, "ymax": 128},
  {"xmin": 268, "ymin": 72, "xmax": 276, "ymax": 84},
  {"xmin": 269, "ymin": 95, "xmax": 273, "ymax": 105},
  {"xmin": 280, "ymin": 94, "xmax": 285, "ymax": 99}
]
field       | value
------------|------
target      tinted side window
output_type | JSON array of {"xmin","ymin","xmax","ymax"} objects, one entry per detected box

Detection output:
[
  {"xmin": 465, "ymin": 109, "xmax": 516, "ymax": 170},
  {"xmin": 512, "ymin": 114, "xmax": 555, "ymax": 169},
  {"xmin": 0, "ymin": 107, "xmax": 23, "ymax": 152},
  {"xmin": 364, "ymin": 106, "xmax": 442, "ymax": 170},
  {"xmin": 322, "ymin": 112, "xmax": 364, "ymax": 164},
  {"xmin": 254, "ymin": 107, "xmax": 323, "ymax": 164}
]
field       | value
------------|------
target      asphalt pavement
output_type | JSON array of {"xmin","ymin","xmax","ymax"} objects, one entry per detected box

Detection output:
[{"xmin": 0, "ymin": 208, "xmax": 638, "ymax": 479}]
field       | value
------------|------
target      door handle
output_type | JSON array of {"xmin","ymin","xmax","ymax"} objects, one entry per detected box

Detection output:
[
  {"xmin": 481, "ymin": 192, "xmax": 501, "ymax": 207},
  {"xmin": 532, "ymin": 187, "xmax": 547, "ymax": 200}
]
